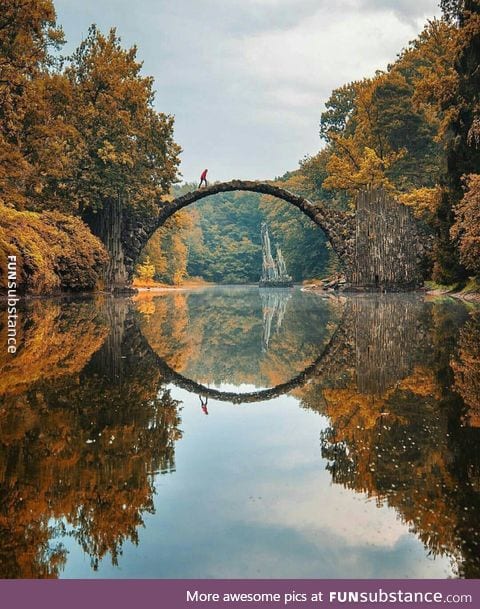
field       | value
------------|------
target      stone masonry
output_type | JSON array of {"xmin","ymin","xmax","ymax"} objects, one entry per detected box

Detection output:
[{"xmin": 89, "ymin": 180, "xmax": 431, "ymax": 292}]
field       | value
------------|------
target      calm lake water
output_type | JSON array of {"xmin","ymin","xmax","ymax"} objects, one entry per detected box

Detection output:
[{"xmin": 0, "ymin": 286, "xmax": 479, "ymax": 578}]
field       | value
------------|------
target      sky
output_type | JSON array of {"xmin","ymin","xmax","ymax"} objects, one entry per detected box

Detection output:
[{"xmin": 54, "ymin": 0, "xmax": 442, "ymax": 183}]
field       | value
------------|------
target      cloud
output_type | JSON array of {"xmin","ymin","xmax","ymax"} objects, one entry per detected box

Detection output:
[
  {"xmin": 55, "ymin": 0, "xmax": 442, "ymax": 181},
  {"xmin": 357, "ymin": 0, "xmax": 442, "ymax": 24}
]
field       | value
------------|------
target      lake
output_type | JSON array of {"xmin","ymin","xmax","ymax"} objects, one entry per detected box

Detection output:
[{"xmin": 0, "ymin": 286, "xmax": 479, "ymax": 578}]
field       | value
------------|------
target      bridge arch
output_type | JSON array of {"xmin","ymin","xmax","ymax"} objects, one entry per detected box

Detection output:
[{"xmin": 142, "ymin": 180, "xmax": 356, "ymax": 278}]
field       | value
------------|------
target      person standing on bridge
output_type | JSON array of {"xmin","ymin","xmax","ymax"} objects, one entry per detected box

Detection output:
[{"xmin": 198, "ymin": 168, "xmax": 208, "ymax": 188}]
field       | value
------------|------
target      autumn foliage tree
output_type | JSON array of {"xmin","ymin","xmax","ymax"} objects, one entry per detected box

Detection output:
[
  {"xmin": 430, "ymin": 0, "xmax": 480, "ymax": 282},
  {"xmin": 0, "ymin": 3, "xmax": 181, "ymax": 292},
  {"xmin": 0, "ymin": 204, "xmax": 108, "ymax": 293},
  {"xmin": 0, "ymin": 0, "xmax": 64, "ymax": 208},
  {"xmin": 451, "ymin": 174, "xmax": 480, "ymax": 275},
  {"xmin": 0, "ymin": 299, "xmax": 183, "ymax": 576},
  {"xmin": 60, "ymin": 26, "xmax": 181, "ymax": 215},
  {"xmin": 318, "ymin": 21, "xmax": 450, "ymax": 204}
]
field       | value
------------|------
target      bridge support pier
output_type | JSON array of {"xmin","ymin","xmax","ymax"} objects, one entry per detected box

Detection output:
[
  {"xmin": 83, "ymin": 195, "xmax": 134, "ymax": 293},
  {"xmin": 349, "ymin": 189, "xmax": 431, "ymax": 291}
]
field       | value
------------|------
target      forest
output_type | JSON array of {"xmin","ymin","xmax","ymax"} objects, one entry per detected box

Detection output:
[
  {"xmin": 138, "ymin": 185, "xmax": 336, "ymax": 285},
  {"xmin": 0, "ymin": 0, "xmax": 479, "ymax": 292}
]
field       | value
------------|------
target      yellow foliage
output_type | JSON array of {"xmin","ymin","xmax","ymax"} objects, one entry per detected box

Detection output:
[
  {"xmin": 0, "ymin": 203, "xmax": 108, "ymax": 293},
  {"xmin": 451, "ymin": 174, "xmax": 480, "ymax": 275},
  {"xmin": 451, "ymin": 311, "xmax": 480, "ymax": 427},
  {"xmin": 324, "ymin": 144, "xmax": 396, "ymax": 197},
  {"xmin": 398, "ymin": 365, "xmax": 441, "ymax": 399},
  {"xmin": 136, "ymin": 255, "xmax": 155, "ymax": 282},
  {"xmin": 138, "ymin": 211, "xmax": 192, "ymax": 285},
  {"xmin": 399, "ymin": 186, "xmax": 442, "ymax": 221},
  {"xmin": 0, "ymin": 298, "xmax": 183, "ymax": 576}
]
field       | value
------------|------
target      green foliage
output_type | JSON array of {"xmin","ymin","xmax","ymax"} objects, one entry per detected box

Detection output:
[
  {"xmin": 320, "ymin": 82, "xmax": 358, "ymax": 142},
  {"xmin": 0, "ymin": 204, "xmax": 108, "ymax": 293},
  {"xmin": 179, "ymin": 186, "xmax": 334, "ymax": 283},
  {"xmin": 185, "ymin": 190, "xmax": 263, "ymax": 283},
  {"xmin": 139, "ymin": 180, "xmax": 335, "ymax": 285},
  {"xmin": 259, "ymin": 198, "xmax": 335, "ymax": 281}
]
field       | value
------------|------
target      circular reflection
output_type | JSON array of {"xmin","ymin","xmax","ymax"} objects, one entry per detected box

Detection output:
[{"xmin": 136, "ymin": 286, "xmax": 344, "ymax": 402}]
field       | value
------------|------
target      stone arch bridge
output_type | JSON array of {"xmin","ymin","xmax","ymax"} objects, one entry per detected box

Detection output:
[{"xmin": 85, "ymin": 180, "xmax": 431, "ymax": 292}]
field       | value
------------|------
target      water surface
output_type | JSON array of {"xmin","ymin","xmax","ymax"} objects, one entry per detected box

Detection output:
[{"xmin": 0, "ymin": 287, "xmax": 479, "ymax": 578}]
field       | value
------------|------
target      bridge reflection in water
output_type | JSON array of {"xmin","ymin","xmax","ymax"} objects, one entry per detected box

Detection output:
[{"xmin": 0, "ymin": 289, "xmax": 478, "ymax": 578}]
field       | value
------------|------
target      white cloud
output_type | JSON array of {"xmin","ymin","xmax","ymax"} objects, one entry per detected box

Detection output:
[
  {"xmin": 230, "ymin": 8, "xmax": 423, "ymax": 110},
  {"xmin": 55, "ymin": 0, "xmax": 442, "ymax": 181}
]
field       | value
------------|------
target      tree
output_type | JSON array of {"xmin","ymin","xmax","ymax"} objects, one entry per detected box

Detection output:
[
  {"xmin": 451, "ymin": 174, "xmax": 480, "ymax": 275},
  {"xmin": 0, "ymin": 203, "xmax": 108, "ymax": 293},
  {"xmin": 260, "ymin": 172, "xmax": 339, "ymax": 279},
  {"xmin": 319, "ymin": 82, "xmax": 358, "ymax": 143},
  {"xmin": 136, "ymin": 255, "xmax": 155, "ymax": 283},
  {"xmin": 0, "ymin": 0, "xmax": 64, "ymax": 208},
  {"xmin": 0, "ymin": 298, "xmax": 183, "ymax": 576},
  {"xmin": 433, "ymin": 0, "xmax": 480, "ymax": 282},
  {"xmin": 316, "ymin": 20, "xmax": 453, "ymax": 215},
  {"xmin": 61, "ymin": 26, "xmax": 181, "ymax": 215},
  {"xmin": 320, "ymin": 61, "xmax": 444, "ymax": 200},
  {"xmin": 141, "ymin": 211, "xmax": 192, "ymax": 285},
  {"xmin": 441, "ymin": 0, "xmax": 465, "ymax": 23}
]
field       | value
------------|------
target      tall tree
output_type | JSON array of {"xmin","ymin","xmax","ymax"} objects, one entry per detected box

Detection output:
[
  {"xmin": 451, "ymin": 174, "xmax": 480, "ymax": 276},
  {"xmin": 62, "ymin": 26, "xmax": 181, "ymax": 215},
  {"xmin": 0, "ymin": 0, "xmax": 64, "ymax": 208},
  {"xmin": 315, "ymin": 19, "xmax": 455, "ymax": 227},
  {"xmin": 434, "ymin": 0, "xmax": 480, "ymax": 282}
]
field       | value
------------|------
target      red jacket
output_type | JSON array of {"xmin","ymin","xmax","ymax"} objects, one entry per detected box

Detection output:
[{"xmin": 200, "ymin": 169, "xmax": 208, "ymax": 180}]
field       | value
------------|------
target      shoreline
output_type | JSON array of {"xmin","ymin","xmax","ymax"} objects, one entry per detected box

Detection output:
[
  {"xmin": 302, "ymin": 284, "xmax": 480, "ymax": 303},
  {"xmin": 425, "ymin": 289, "xmax": 480, "ymax": 303},
  {"xmin": 1, "ymin": 282, "xmax": 479, "ymax": 302}
]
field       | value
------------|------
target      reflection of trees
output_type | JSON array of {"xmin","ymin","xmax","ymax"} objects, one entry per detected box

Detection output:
[
  {"xmin": 0, "ymin": 299, "xmax": 182, "ymax": 578},
  {"xmin": 0, "ymin": 299, "xmax": 108, "ymax": 396},
  {"xmin": 135, "ymin": 291, "xmax": 195, "ymax": 373},
  {"xmin": 452, "ymin": 310, "xmax": 480, "ymax": 427},
  {"xmin": 138, "ymin": 288, "xmax": 341, "ymax": 388},
  {"xmin": 2, "ymin": 292, "xmax": 479, "ymax": 578},
  {"xmin": 304, "ymin": 297, "xmax": 480, "ymax": 578}
]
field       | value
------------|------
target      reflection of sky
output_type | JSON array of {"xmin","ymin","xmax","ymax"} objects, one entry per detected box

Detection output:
[{"xmin": 60, "ymin": 388, "xmax": 452, "ymax": 578}]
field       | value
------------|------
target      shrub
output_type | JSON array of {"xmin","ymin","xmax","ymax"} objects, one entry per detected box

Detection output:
[{"xmin": 0, "ymin": 204, "xmax": 108, "ymax": 293}]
